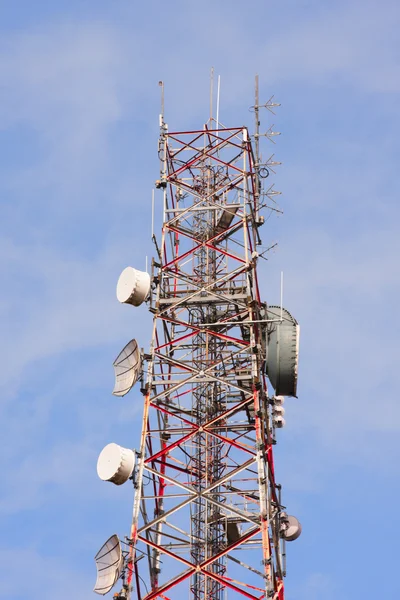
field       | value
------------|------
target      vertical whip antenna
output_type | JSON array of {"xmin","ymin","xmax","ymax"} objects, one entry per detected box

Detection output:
[
  {"xmin": 151, "ymin": 189, "xmax": 155, "ymax": 239},
  {"xmin": 159, "ymin": 80, "xmax": 164, "ymax": 126},
  {"xmin": 216, "ymin": 75, "xmax": 221, "ymax": 129},
  {"xmin": 209, "ymin": 66, "xmax": 214, "ymax": 123},
  {"xmin": 254, "ymin": 74, "xmax": 261, "ymax": 222}
]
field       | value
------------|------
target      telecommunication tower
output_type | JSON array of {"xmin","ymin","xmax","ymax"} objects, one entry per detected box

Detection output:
[{"xmin": 94, "ymin": 75, "xmax": 301, "ymax": 600}]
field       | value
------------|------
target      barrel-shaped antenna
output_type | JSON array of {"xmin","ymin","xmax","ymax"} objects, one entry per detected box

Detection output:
[
  {"xmin": 116, "ymin": 267, "xmax": 150, "ymax": 307},
  {"xmin": 266, "ymin": 305, "xmax": 300, "ymax": 397}
]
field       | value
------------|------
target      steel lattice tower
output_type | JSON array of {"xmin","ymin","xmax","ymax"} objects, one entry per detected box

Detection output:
[{"xmin": 94, "ymin": 79, "xmax": 301, "ymax": 600}]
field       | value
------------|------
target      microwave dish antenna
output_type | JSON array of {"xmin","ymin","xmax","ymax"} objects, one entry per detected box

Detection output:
[
  {"xmin": 280, "ymin": 514, "xmax": 302, "ymax": 542},
  {"xmin": 93, "ymin": 534, "xmax": 124, "ymax": 595},
  {"xmin": 113, "ymin": 339, "xmax": 141, "ymax": 397},
  {"xmin": 97, "ymin": 443, "xmax": 135, "ymax": 486},
  {"xmin": 266, "ymin": 305, "xmax": 300, "ymax": 397},
  {"xmin": 116, "ymin": 267, "xmax": 150, "ymax": 306}
]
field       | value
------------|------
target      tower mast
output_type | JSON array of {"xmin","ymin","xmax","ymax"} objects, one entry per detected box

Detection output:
[{"xmin": 94, "ymin": 78, "xmax": 301, "ymax": 600}]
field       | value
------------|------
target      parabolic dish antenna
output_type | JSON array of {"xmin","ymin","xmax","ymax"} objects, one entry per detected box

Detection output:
[
  {"xmin": 280, "ymin": 515, "xmax": 302, "ymax": 542},
  {"xmin": 113, "ymin": 338, "xmax": 141, "ymax": 397},
  {"xmin": 116, "ymin": 266, "xmax": 150, "ymax": 306},
  {"xmin": 266, "ymin": 306, "xmax": 300, "ymax": 397},
  {"xmin": 93, "ymin": 534, "xmax": 124, "ymax": 595}
]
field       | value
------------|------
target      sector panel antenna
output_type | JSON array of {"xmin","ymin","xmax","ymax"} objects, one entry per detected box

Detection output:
[
  {"xmin": 113, "ymin": 338, "xmax": 141, "ymax": 397},
  {"xmin": 93, "ymin": 534, "xmax": 124, "ymax": 595},
  {"xmin": 266, "ymin": 305, "xmax": 300, "ymax": 397},
  {"xmin": 116, "ymin": 266, "xmax": 150, "ymax": 306}
]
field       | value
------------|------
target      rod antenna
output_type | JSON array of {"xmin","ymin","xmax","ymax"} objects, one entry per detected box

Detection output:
[
  {"xmin": 216, "ymin": 75, "xmax": 221, "ymax": 130},
  {"xmin": 254, "ymin": 74, "xmax": 261, "ymax": 217},
  {"xmin": 209, "ymin": 67, "xmax": 214, "ymax": 123},
  {"xmin": 159, "ymin": 80, "xmax": 164, "ymax": 126},
  {"xmin": 151, "ymin": 189, "xmax": 155, "ymax": 239}
]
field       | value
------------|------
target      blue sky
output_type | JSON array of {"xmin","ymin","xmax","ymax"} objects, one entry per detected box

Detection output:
[{"xmin": 0, "ymin": 0, "xmax": 399, "ymax": 598}]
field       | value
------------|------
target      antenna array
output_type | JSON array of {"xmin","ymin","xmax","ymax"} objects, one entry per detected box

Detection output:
[{"xmin": 94, "ymin": 76, "xmax": 301, "ymax": 600}]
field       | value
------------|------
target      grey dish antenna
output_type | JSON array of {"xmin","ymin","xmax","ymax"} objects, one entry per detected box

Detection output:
[
  {"xmin": 280, "ymin": 514, "xmax": 302, "ymax": 542},
  {"xmin": 266, "ymin": 306, "xmax": 300, "ymax": 397},
  {"xmin": 93, "ymin": 534, "xmax": 124, "ymax": 595},
  {"xmin": 113, "ymin": 339, "xmax": 141, "ymax": 397}
]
